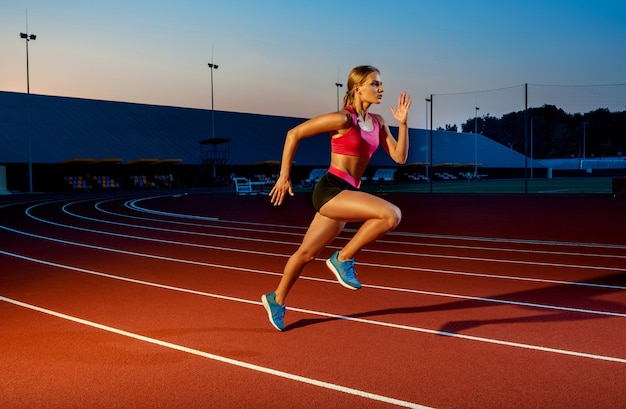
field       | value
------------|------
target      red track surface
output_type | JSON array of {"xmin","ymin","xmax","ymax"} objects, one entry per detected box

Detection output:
[{"xmin": 1, "ymin": 191, "xmax": 625, "ymax": 408}]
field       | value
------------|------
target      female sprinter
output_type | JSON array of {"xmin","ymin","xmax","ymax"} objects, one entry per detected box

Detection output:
[{"xmin": 262, "ymin": 65, "xmax": 412, "ymax": 331}]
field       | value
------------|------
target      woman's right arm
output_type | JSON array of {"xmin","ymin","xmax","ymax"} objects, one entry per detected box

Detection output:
[{"xmin": 269, "ymin": 111, "xmax": 350, "ymax": 206}]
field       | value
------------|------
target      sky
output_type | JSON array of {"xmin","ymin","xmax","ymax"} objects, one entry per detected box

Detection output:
[{"xmin": 1, "ymin": 0, "xmax": 625, "ymax": 129}]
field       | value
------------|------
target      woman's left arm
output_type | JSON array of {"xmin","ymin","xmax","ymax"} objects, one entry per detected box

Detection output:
[{"xmin": 379, "ymin": 92, "xmax": 412, "ymax": 164}]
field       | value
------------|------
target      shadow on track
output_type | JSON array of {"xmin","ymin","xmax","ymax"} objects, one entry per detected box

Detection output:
[{"xmin": 286, "ymin": 272, "xmax": 626, "ymax": 332}]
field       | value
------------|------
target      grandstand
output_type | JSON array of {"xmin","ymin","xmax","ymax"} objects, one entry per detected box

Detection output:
[
  {"xmin": 0, "ymin": 90, "xmax": 587, "ymax": 192},
  {"xmin": 537, "ymin": 157, "xmax": 626, "ymax": 171}
]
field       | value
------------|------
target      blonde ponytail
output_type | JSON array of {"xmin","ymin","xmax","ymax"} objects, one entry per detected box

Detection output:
[{"xmin": 343, "ymin": 88, "xmax": 355, "ymax": 107}]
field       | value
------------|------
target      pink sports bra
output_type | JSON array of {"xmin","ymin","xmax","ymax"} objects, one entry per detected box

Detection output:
[{"xmin": 331, "ymin": 106, "xmax": 381, "ymax": 158}]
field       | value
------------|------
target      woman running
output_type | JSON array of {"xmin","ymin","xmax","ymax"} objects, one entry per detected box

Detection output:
[{"xmin": 262, "ymin": 65, "xmax": 412, "ymax": 330}]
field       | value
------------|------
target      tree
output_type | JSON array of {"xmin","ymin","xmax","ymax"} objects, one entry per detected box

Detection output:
[{"xmin": 460, "ymin": 105, "xmax": 626, "ymax": 158}]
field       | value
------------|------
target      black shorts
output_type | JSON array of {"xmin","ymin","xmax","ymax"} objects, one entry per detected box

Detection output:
[{"xmin": 311, "ymin": 172, "xmax": 358, "ymax": 212}]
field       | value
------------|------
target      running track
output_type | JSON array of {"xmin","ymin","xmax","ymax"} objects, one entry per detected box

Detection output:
[{"xmin": 1, "ymin": 190, "xmax": 625, "ymax": 408}]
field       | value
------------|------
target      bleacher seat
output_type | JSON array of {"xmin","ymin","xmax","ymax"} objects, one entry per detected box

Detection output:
[
  {"xmin": 154, "ymin": 174, "xmax": 174, "ymax": 188},
  {"xmin": 373, "ymin": 168, "xmax": 396, "ymax": 181},
  {"xmin": 64, "ymin": 175, "xmax": 89, "ymax": 190},
  {"xmin": 233, "ymin": 177, "xmax": 256, "ymax": 195},
  {"xmin": 305, "ymin": 168, "xmax": 327, "ymax": 184},
  {"xmin": 93, "ymin": 175, "xmax": 120, "ymax": 189},
  {"xmin": 131, "ymin": 175, "xmax": 156, "ymax": 188}
]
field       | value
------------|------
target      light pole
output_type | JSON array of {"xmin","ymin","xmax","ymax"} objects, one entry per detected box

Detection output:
[
  {"xmin": 530, "ymin": 117, "xmax": 534, "ymax": 179},
  {"xmin": 20, "ymin": 31, "xmax": 36, "ymax": 193},
  {"xmin": 425, "ymin": 97, "xmax": 429, "ymax": 131},
  {"xmin": 425, "ymin": 97, "xmax": 432, "ymax": 183},
  {"xmin": 582, "ymin": 121, "xmax": 588, "ymax": 161},
  {"xmin": 20, "ymin": 32, "xmax": 36, "ymax": 92},
  {"xmin": 207, "ymin": 62, "xmax": 218, "ymax": 179},
  {"xmin": 474, "ymin": 106, "xmax": 479, "ymax": 176},
  {"xmin": 335, "ymin": 82, "xmax": 343, "ymax": 111},
  {"xmin": 207, "ymin": 62, "xmax": 218, "ymax": 139}
]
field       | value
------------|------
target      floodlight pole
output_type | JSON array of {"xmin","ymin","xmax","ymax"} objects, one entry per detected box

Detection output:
[
  {"xmin": 427, "ymin": 96, "xmax": 433, "ymax": 193},
  {"xmin": 524, "ymin": 83, "xmax": 528, "ymax": 193},
  {"xmin": 425, "ymin": 97, "xmax": 429, "ymax": 131},
  {"xmin": 208, "ymin": 62, "xmax": 218, "ymax": 140},
  {"xmin": 208, "ymin": 62, "xmax": 218, "ymax": 179},
  {"xmin": 335, "ymin": 82, "xmax": 343, "ymax": 111},
  {"xmin": 20, "ymin": 30, "xmax": 36, "ymax": 193},
  {"xmin": 425, "ymin": 97, "xmax": 431, "ymax": 181},
  {"xmin": 530, "ymin": 117, "xmax": 534, "ymax": 179}
]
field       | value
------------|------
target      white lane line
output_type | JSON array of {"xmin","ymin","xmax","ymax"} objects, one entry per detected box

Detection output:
[
  {"xmin": 97, "ymin": 198, "xmax": 306, "ymax": 236},
  {"xmin": 382, "ymin": 230, "xmax": 626, "ymax": 250},
  {"xmin": 129, "ymin": 195, "xmax": 626, "ymax": 251},
  {"xmin": 2, "ymin": 220, "xmax": 626, "ymax": 311},
  {"xmin": 2, "ymin": 225, "xmax": 625, "ymax": 316},
  {"xmin": 361, "ymin": 260, "xmax": 626, "ymax": 290},
  {"xmin": 7, "ymin": 194, "xmax": 626, "ymax": 253},
  {"xmin": 0, "ymin": 296, "xmax": 431, "ymax": 409},
  {"xmin": 374, "ymin": 238, "xmax": 626, "ymax": 260},
  {"xmin": 33, "ymin": 195, "xmax": 618, "ymax": 262},
  {"xmin": 126, "ymin": 196, "xmax": 219, "ymax": 221},
  {"xmin": 79, "ymin": 199, "xmax": 626, "ymax": 261},
  {"xmin": 363, "ymin": 248, "xmax": 625, "ymax": 271},
  {"xmin": 361, "ymin": 281, "xmax": 626, "ymax": 317},
  {"xmin": 7, "ymin": 196, "xmax": 626, "ymax": 270},
  {"xmin": 1, "ymin": 250, "xmax": 625, "ymax": 364},
  {"xmin": 10, "ymin": 208, "xmax": 626, "ymax": 290},
  {"xmin": 287, "ymin": 306, "xmax": 626, "ymax": 365},
  {"xmin": 25, "ymin": 201, "xmax": 626, "ymax": 275},
  {"xmin": 124, "ymin": 196, "xmax": 309, "ymax": 231},
  {"xmin": 120, "ymin": 196, "xmax": 626, "ymax": 256}
]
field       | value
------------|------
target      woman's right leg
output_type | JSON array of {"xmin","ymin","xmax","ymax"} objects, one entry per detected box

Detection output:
[
  {"xmin": 273, "ymin": 212, "xmax": 345, "ymax": 305},
  {"xmin": 320, "ymin": 190, "xmax": 402, "ymax": 260}
]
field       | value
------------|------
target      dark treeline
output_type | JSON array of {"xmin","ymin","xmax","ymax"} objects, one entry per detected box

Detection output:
[{"xmin": 457, "ymin": 105, "xmax": 626, "ymax": 159}]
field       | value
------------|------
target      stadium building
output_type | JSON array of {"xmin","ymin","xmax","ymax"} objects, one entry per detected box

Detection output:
[{"xmin": 1, "ymin": 91, "xmax": 542, "ymax": 193}]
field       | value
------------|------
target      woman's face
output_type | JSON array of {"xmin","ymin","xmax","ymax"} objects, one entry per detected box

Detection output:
[{"xmin": 358, "ymin": 72, "xmax": 384, "ymax": 104}]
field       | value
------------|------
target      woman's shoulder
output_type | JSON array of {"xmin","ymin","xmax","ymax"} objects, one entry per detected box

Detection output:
[
  {"xmin": 294, "ymin": 109, "xmax": 353, "ymax": 137},
  {"xmin": 333, "ymin": 107, "xmax": 355, "ymax": 126},
  {"xmin": 370, "ymin": 112, "xmax": 386, "ymax": 127}
]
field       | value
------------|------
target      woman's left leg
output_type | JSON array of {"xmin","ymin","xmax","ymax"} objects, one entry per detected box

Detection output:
[
  {"xmin": 262, "ymin": 212, "xmax": 345, "ymax": 331},
  {"xmin": 273, "ymin": 212, "xmax": 346, "ymax": 305}
]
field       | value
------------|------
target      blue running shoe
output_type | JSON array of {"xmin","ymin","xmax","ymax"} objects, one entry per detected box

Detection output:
[
  {"xmin": 326, "ymin": 251, "xmax": 361, "ymax": 290},
  {"xmin": 261, "ymin": 292, "xmax": 285, "ymax": 331}
]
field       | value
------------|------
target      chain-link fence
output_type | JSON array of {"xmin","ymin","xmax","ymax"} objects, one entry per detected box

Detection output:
[{"xmin": 422, "ymin": 83, "xmax": 626, "ymax": 193}]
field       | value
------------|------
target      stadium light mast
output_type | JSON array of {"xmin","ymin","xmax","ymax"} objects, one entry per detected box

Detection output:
[
  {"xmin": 425, "ymin": 96, "xmax": 429, "ymax": 131},
  {"xmin": 20, "ymin": 22, "xmax": 36, "ymax": 193},
  {"xmin": 426, "ymin": 97, "xmax": 432, "ymax": 183},
  {"xmin": 335, "ymin": 67, "xmax": 343, "ymax": 111},
  {"xmin": 207, "ymin": 61, "xmax": 219, "ymax": 179},
  {"xmin": 207, "ymin": 62, "xmax": 218, "ymax": 139},
  {"xmin": 335, "ymin": 82, "xmax": 343, "ymax": 111},
  {"xmin": 20, "ymin": 32, "xmax": 36, "ymax": 92}
]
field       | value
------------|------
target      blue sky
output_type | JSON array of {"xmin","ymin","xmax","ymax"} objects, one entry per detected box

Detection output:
[{"xmin": 1, "ymin": 0, "xmax": 625, "ymax": 129}]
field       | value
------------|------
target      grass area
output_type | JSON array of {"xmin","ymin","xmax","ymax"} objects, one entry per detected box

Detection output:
[{"xmin": 358, "ymin": 177, "xmax": 616, "ymax": 195}]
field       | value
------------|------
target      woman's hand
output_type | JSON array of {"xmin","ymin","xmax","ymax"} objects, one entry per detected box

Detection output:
[
  {"xmin": 269, "ymin": 175, "xmax": 294, "ymax": 206},
  {"xmin": 390, "ymin": 92, "xmax": 412, "ymax": 125}
]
